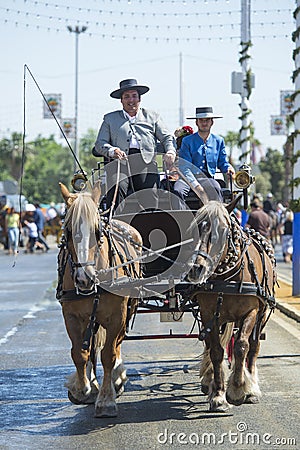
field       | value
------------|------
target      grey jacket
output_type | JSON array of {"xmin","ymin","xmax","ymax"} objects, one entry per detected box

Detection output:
[{"xmin": 94, "ymin": 108, "xmax": 176, "ymax": 164}]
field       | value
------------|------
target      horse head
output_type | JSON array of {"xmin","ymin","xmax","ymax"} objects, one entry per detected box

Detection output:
[
  {"xmin": 187, "ymin": 200, "xmax": 233, "ymax": 284},
  {"xmin": 60, "ymin": 181, "xmax": 102, "ymax": 295}
]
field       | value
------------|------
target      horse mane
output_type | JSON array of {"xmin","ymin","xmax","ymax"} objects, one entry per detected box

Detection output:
[
  {"xmin": 64, "ymin": 192, "xmax": 99, "ymax": 231},
  {"xmin": 193, "ymin": 201, "xmax": 230, "ymax": 228}
]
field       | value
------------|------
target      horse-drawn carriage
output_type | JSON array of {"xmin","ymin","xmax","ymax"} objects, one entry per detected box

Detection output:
[{"xmin": 56, "ymin": 163, "xmax": 276, "ymax": 418}]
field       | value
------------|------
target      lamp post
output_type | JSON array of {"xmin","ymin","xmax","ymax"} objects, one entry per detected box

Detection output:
[{"xmin": 67, "ymin": 25, "xmax": 87, "ymax": 172}]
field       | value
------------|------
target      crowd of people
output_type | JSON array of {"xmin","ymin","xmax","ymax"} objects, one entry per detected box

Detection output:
[
  {"xmin": 245, "ymin": 193, "xmax": 293, "ymax": 263},
  {"xmin": 0, "ymin": 202, "xmax": 62, "ymax": 256}
]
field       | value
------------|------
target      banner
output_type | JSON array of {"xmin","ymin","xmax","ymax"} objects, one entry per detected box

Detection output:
[
  {"xmin": 43, "ymin": 94, "xmax": 62, "ymax": 119},
  {"xmin": 270, "ymin": 115, "xmax": 287, "ymax": 136},
  {"xmin": 60, "ymin": 118, "xmax": 75, "ymax": 139},
  {"xmin": 280, "ymin": 90, "xmax": 294, "ymax": 116}
]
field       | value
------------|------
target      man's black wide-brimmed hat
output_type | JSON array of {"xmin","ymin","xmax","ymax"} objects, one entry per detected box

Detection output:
[
  {"xmin": 186, "ymin": 106, "xmax": 223, "ymax": 119},
  {"xmin": 110, "ymin": 79, "xmax": 150, "ymax": 99}
]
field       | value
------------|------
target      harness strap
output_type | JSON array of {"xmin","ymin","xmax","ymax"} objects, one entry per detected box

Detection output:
[
  {"xmin": 82, "ymin": 296, "xmax": 100, "ymax": 352},
  {"xmin": 198, "ymin": 292, "xmax": 224, "ymax": 341},
  {"xmin": 56, "ymin": 239, "xmax": 69, "ymax": 300}
]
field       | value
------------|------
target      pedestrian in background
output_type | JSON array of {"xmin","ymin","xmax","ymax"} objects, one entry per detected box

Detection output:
[
  {"xmin": 24, "ymin": 217, "xmax": 38, "ymax": 253},
  {"xmin": 245, "ymin": 199, "xmax": 271, "ymax": 239},
  {"xmin": 279, "ymin": 209, "xmax": 293, "ymax": 263},
  {"xmin": 5, "ymin": 207, "xmax": 20, "ymax": 255},
  {"xmin": 34, "ymin": 203, "xmax": 50, "ymax": 252}
]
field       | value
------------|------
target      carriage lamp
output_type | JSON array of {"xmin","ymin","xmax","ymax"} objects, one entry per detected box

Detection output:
[
  {"xmin": 71, "ymin": 172, "xmax": 88, "ymax": 192},
  {"xmin": 234, "ymin": 164, "xmax": 255, "ymax": 190}
]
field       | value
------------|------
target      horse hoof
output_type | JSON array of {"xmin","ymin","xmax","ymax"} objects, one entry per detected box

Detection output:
[
  {"xmin": 226, "ymin": 393, "xmax": 245, "ymax": 406},
  {"xmin": 244, "ymin": 394, "xmax": 260, "ymax": 404},
  {"xmin": 209, "ymin": 402, "xmax": 230, "ymax": 413},
  {"xmin": 68, "ymin": 391, "xmax": 85, "ymax": 405},
  {"xmin": 68, "ymin": 390, "xmax": 96, "ymax": 405},
  {"xmin": 201, "ymin": 384, "xmax": 209, "ymax": 395},
  {"xmin": 95, "ymin": 403, "xmax": 118, "ymax": 418}
]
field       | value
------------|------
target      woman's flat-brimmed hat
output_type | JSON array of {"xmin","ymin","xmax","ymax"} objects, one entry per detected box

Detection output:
[
  {"xmin": 186, "ymin": 106, "xmax": 223, "ymax": 119},
  {"xmin": 110, "ymin": 79, "xmax": 150, "ymax": 99}
]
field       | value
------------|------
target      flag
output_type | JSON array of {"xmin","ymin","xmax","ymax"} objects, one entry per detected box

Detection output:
[
  {"xmin": 60, "ymin": 118, "xmax": 75, "ymax": 139},
  {"xmin": 43, "ymin": 94, "xmax": 62, "ymax": 119},
  {"xmin": 270, "ymin": 115, "xmax": 287, "ymax": 135},
  {"xmin": 280, "ymin": 90, "xmax": 294, "ymax": 116}
]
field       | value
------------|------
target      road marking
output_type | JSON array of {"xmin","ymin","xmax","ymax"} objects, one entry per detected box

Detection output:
[
  {"xmin": 0, "ymin": 326, "xmax": 18, "ymax": 345},
  {"xmin": 0, "ymin": 304, "xmax": 45, "ymax": 346},
  {"xmin": 272, "ymin": 314, "xmax": 300, "ymax": 340}
]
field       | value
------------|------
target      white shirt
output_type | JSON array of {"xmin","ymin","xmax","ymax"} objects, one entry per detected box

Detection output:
[{"xmin": 107, "ymin": 110, "xmax": 140, "ymax": 157}]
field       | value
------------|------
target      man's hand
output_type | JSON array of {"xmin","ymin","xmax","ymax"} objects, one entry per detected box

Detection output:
[
  {"xmin": 163, "ymin": 152, "xmax": 176, "ymax": 169},
  {"xmin": 113, "ymin": 148, "xmax": 127, "ymax": 160},
  {"xmin": 227, "ymin": 165, "xmax": 235, "ymax": 178}
]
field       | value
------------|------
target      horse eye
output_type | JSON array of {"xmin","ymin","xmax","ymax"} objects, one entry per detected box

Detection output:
[{"xmin": 200, "ymin": 221, "xmax": 210, "ymax": 233}]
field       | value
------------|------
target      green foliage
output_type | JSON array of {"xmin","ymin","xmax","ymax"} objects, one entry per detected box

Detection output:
[
  {"xmin": 79, "ymin": 128, "xmax": 99, "ymax": 173},
  {"xmin": 21, "ymin": 135, "xmax": 73, "ymax": 203},
  {"xmin": 0, "ymin": 132, "xmax": 25, "ymax": 180},
  {"xmin": 0, "ymin": 130, "xmax": 101, "ymax": 204},
  {"xmin": 258, "ymin": 147, "xmax": 285, "ymax": 200},
  {"xmin": 222, "ymin": 131, "xmax": 239, "ymax": 167},
  {"xmin": 290, "ymin": 199, "xmax": 300, "ymax": 212},
  {"xmin": 253, "ymin": 173, "xmax": 272, "ymax": 198}
]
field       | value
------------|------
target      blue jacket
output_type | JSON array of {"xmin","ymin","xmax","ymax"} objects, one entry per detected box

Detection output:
[
  {"xmin": 178, "ymin": 132, "xmax": 230, "ymax": 183},
  {"xmin": 34, "ymin": 208, "xmax": 46, "ymax": 232}
]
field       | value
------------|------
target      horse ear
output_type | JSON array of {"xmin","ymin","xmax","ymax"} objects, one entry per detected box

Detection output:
[
  {"xmin": 59, "ymin": 182, "xmax": 78, "ymax": 207},
  {"xmin": 59, "ymin": 182, "xmax": 70, "ymax": 201},
  {"xmin": 91, "ymin": 180, "xmax": 101, "ymax": 205},
  {"xmin": 225, "ymin": 193, "xmax": 243, "ymax": 213}
]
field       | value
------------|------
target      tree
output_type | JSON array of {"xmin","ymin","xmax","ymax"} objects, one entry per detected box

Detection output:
[
  {"xmin": 79, "ymin": 128, "xmax": 99, "ymax": 174},
  {"xmin": 0, "ymin": 132, "xmax": 26, "ymax": 181},
  {"xmin": 22, "ymin": 135, "xmax": 73, "ymax": 203},
  {"xmin": 222, "ymin": 131, "xmax": 239, "ymax": 167},
  {"xmin": 258, "ymin": 147, "xmax": 285, "ymax": 201}
]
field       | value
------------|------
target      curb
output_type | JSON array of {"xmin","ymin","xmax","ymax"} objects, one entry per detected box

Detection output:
[{"xmin": 275, "ymin": 277, "xmax": 300, "ymax": 323}]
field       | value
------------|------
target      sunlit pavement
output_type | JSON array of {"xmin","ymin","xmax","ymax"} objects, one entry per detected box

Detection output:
[{"xmin": 274, "ymin": 243, "xmax": 300, "ymax": 322}]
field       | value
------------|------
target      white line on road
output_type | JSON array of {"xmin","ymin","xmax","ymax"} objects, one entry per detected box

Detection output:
[
  {"xmin": 272, "ymin": 314, "xmax": 300, "ymax": 340},
  {"xmin": 0, "ymin": 304, "xmax": 45, "ymax": 346}
]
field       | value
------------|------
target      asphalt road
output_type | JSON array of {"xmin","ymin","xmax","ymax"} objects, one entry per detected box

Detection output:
[{"xmin": 0, "ymin": 245, "xmax": 299, "ymax": 450}]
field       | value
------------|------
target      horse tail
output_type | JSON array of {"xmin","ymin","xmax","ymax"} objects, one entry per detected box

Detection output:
[
  {"xmin": 220, "ymin": 322, "xmax": 234, "ymax": 349},
  {"xmin": 199, "ymin": 322, "xmax": 234, "ymax": 380}
]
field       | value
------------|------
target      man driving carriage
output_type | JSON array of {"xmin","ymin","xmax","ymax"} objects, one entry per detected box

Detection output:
[
  {"xmin": 92, "ymin": 78, "xmax": 176, "ymax": 213},
  {"xmin": 172, "ymin": 106, "xmax": 235, "ymax": 207}
]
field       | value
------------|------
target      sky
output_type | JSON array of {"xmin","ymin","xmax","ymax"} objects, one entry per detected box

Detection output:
[{"xmin": 0, "ymin": 0, "xmax": 296, "ymax": 164}]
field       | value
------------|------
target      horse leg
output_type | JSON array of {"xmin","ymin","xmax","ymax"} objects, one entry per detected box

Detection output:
[
  {"xmin": 207, "ymin": 326, "xmax": 230, "ymax": 413},
  {"xmin": 244, "ymin": 326, "xmax": 262, "ymax": 404},
  {"xmin": 95, "ymin": 334, "xmax": 119, "ymax": 417},
  {"xmin": 226, "ymin": 309, "xmax": 257, "ymax": 406},
  {"xmin": 200, "ymin": 343, "xmax": 213, "ymax": 395},
  {"xmin": 112, "ymin": 329, "xmax": 128, "ymax": 397},
  {"xmin": 64, "ymin": 314, "xmax": 96, "ymax": 404},
  {"xmin": 95, "ymin": 298, "xmax": 127, "ymax": 418}
]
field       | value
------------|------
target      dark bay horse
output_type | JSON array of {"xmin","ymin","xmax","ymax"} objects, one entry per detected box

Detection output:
[
  {"xmin": 57, "ymin": 181, "xmax": 142, "ymax": 417},
  {"xmin": 187, "ymin": 200, "xmax": 276, "ymax": 412}
]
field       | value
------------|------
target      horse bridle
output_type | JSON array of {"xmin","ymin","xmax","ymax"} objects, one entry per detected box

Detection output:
[{"xmin": 65, "ymin": 215, "xmax": 103, "ymax": 296}]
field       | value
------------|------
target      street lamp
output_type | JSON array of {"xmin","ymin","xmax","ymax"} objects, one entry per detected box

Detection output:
[{"xmin": 67, "ymin": 25, "xmax": 87, "ymax": 172}]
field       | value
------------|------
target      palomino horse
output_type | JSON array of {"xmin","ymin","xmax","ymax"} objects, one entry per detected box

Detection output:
[
  {"xmin": 57, "ymin": 181, "xmax": 142, "ymax": 417},
  {"xmin": 187, "ymin": 200, "xmax": 276, "ymax": 412}
]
